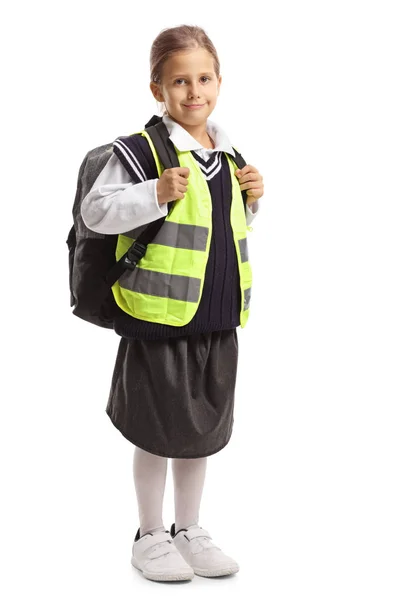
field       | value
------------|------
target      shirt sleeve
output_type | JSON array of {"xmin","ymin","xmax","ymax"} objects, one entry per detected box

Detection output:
[
  {"xmin": 246, "ymin": 199, "xmax": 260, "ymax": 226},
  {"xmin": 80, "ymin": 145, "xmax": 167, "ymax": 235}
]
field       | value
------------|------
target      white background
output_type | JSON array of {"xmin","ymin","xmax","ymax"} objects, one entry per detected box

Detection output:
[{"xmin": 1, "ymin": 0, "xmax": 399, "ymax": 598}]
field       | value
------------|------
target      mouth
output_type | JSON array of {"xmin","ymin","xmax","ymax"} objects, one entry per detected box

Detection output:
[{"xmin": 183, "ymin": 103, "xmax": 205, "ymax": 109}]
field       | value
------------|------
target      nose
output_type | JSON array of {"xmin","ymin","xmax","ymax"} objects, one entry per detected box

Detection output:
[{"xmin": 188, "ymin": 81, "xmax": 200, "ymax": 98}]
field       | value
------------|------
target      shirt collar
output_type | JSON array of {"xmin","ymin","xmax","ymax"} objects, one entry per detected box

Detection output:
[{"xmin": 162, "ymin": 114, "xmax": 236, "ymax": 157}]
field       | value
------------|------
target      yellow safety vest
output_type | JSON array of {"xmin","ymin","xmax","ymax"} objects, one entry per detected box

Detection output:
[{"xmin": 111, "ymin": 130, "xmax": 253, "ymax": 328}]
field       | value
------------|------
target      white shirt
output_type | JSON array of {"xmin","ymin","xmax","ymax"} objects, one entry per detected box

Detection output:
[{"xmin": 81, "ymin": 114, "xmax": 261, "ymax": 235}]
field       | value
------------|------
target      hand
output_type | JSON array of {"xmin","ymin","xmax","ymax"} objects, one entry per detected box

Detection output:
[
  {"xmin": 235, "ymin": 165, "xmax": 264, "ymax": 206},
  {"xmin": 157, "ymin": 167, "xmax": 190, "ymax": 205}
]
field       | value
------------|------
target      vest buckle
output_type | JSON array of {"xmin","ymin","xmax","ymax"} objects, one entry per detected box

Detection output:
[{"xmin": 124, "ymin": 241, "xmax": 147, "ymax": 270}]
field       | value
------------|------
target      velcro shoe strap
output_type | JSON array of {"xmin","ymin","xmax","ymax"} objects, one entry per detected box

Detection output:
[
  {"xmin": 184, "ymin": 527, "xmax": 212, "ymax": 541},
  {"xmin": 137, "ymin": 531, "xmax": 172, "ymax": 554},
  {"xmin": 147, "ymin": 541, "xmax": 177, "ymax": 560}
]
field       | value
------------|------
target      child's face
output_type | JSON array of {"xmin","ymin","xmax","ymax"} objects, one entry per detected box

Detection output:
[{"xmin": 150, "ymin": 47, "xmax": 221, "ymax": 126}]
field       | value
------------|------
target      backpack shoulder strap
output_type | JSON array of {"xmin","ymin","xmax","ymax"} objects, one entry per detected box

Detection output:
[
  {"xmin": 144, "ymin": 118, "xmax": 180, "ymax": 170},
  {"xmin": 231, "ymin": 146, "xmax": 249, "ymax": 209},
  {"xmin": 105, "ymin": 117, "xmax": 179, "ymax": 287},
  {"xmin": 231, "ymin": 145, "xmax": 247, "ymax": 170}
]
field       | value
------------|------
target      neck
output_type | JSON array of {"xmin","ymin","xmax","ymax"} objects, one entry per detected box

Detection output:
[{"xmin": 167, "ymin": 115, "xmax": 214, "ymax": 149}]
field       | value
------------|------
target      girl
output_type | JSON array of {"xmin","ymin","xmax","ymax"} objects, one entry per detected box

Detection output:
[{"xmin": 81, "ymin": 24, "xmax": 264, "ymax": 582}]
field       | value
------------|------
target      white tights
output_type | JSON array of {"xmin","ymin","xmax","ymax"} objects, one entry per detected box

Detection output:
[{"xmin": 133, "ymin": 446, "xmax": 207, "ymax": 536}]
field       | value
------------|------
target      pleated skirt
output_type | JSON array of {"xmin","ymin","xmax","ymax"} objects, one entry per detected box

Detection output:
[{"xmin": 106, "ymin": 329, "xmax": 239, "ymax": 458}]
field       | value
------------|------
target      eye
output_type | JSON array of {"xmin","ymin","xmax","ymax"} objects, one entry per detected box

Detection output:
[{"xmin": 174, "ymin": 76, "xmax": 211, "ymax": 85}]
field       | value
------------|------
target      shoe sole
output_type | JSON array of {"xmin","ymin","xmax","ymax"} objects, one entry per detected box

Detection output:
[
  {"xmin": 131, "ymin": 556, "xmax": 194, "ymax": 582},
  {"xmin": 193, "ymin": 564, "xmax": 240, "ymax": 577}
]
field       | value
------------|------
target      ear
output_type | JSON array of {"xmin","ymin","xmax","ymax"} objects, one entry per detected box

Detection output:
[
  {"xmin": 217, "ymin": 75, "xmax": 222, "ymax": 95},
  {"xmin": 150, "ymin": 82, "xmax": 164, "ymax": 102}
]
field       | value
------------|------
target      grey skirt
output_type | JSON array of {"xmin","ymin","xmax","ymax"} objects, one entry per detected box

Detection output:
[{"xmin": 106, "ymin": 329, "xmax": 239, "ymax": 459}]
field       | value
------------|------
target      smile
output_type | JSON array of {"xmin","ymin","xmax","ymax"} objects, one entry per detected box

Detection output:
[{"xmin": 183, "ymin": 104, "xmax": 205, "ymax": 109}]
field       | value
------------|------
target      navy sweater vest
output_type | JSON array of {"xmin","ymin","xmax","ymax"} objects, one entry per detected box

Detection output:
[{"xmin": 112, "ymin": 134, "xmax": 241, "ymax": 340}]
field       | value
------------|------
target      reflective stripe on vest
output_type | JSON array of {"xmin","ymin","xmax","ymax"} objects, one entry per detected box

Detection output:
[
  {"xmin": 122, "ymin": 221, "xmax": 209, "ymax": 252},
  {"xmin": 111, "ymin": 130, "xmax": 252, "ymax": 328}
]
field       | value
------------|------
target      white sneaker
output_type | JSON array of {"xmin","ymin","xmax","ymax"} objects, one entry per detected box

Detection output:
[
  {"xmin": 170, "ymin": 523, "xmax": 240, "ymax": 578},
  {"xmin": 131, "ymin": 528, "xmax": 194, "ymax": 582}
]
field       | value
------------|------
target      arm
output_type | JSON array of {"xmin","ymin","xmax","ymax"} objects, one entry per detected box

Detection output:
[{"xmin": 81, "ymin": 140, "xmax": 167, "ymax": 235}]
